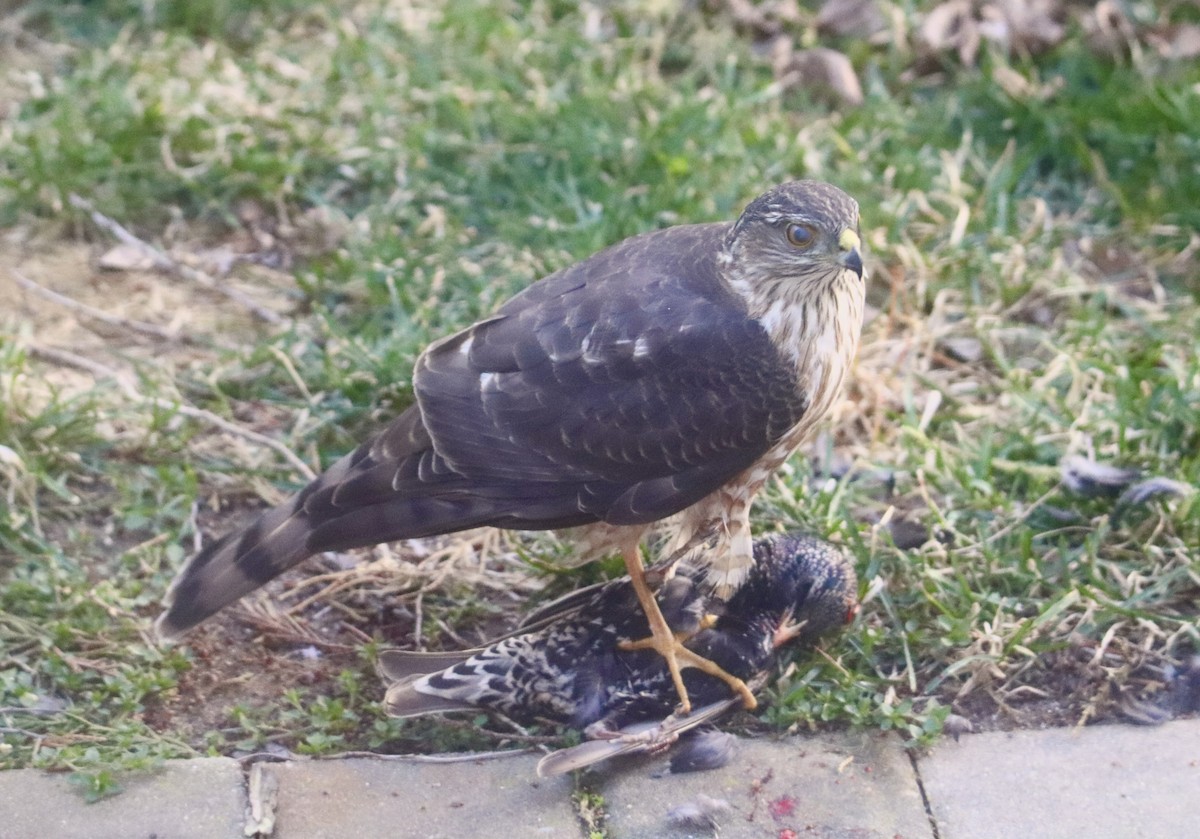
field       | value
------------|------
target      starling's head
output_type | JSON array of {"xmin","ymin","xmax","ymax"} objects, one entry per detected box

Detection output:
[
  {"xmin": 723, "ymin": 180, "xmax": 863, "ymax": 309},
  {"xmin": 727, "ymin": 531, "xmax": 859, "ymax": 649}
]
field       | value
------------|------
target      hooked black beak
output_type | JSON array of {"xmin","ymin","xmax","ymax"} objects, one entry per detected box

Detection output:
[{"xmin": 838, "ymin": 229, "xmax": 863, "ymax": 279}]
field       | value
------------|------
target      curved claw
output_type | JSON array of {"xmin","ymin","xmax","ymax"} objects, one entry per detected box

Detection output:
[
  {"xmin": 674, "ymin": 646, "xmax": 757, "ymax": 710},
  {"xmin": 619, "ymin": 629, "xmax": 758, "ymax": 711}
]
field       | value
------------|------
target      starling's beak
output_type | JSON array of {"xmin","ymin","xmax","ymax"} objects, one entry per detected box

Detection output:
[{"xmin": 837, "ymin": 228, "xmax": 863, "ymax": 279}]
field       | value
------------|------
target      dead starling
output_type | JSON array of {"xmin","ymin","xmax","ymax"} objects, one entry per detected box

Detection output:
[{"xmin": 379, "ymin": 532, "xmax": 857, "ymax": 771}]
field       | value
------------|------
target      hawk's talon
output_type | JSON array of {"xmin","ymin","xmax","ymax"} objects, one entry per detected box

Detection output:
[
  {"xmin": 673, "ymin": 645, "xmax": 758, "ymax": 710},
  {"xmin": 618, "ymin": 631, "xmax": 696, "ymax": 653},
  {"xmin": 620, "ymin": 545, "xmax": 695, "ymax": 714},
  {"xmin": 618, "ymin": 596, "xmax": 759, "ymax": 712}
]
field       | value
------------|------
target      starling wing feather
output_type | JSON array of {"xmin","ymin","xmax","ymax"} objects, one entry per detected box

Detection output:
[
  {"xmin": 380, "ymin": 639, "xmax": 560, "ymax": 719},
  {"xmin": 380, "ymin": 533, "xmax": 858, "ymax": 773},
  {"xmin": 534, "ymin": 684, "xmax": 760, "ymax": 778},
  {"xmin": 380, "ymin": 574, "xmax": 706, "ymax": 722},
  {"xmin": 156, "ymin": 224, "xmax": 807, "ymax": 640}
]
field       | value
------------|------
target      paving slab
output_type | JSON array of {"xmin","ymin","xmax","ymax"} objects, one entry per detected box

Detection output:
[
  {"xmin": 0, "ymin": 756, "xmax": 246, "ymax": 839},
  {"xmin": 919, "ymin": 718, "xmax": 1200, "ymax": 839},
  {"xmin": 265, "ymin": 753, "xmax": 580, "ymax": 839},
  {"xmin": 595, "ymin": 731, "xmax": 933, "ymax": 839}
]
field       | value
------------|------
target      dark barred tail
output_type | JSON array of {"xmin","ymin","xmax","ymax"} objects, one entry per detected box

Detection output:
[
  {"xmin": 153, "ymin": 439, "xmax": 381, "ymax": 641},
  {"xmin": 152, "ymin": 492, "xmax": 516, "ymax": 641},
  {"xmin": 154, "ymin": 492, "xmax": 318, "ymax": 641},
  {"xmin": 152, "ymin": 452, "xmax": 587, "ymax": 640}
]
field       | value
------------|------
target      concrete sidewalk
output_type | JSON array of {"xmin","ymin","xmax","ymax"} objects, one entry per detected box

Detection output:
[{"xmin": 2, "ymin": 718, "xmax": 1196, "ymax": 838}]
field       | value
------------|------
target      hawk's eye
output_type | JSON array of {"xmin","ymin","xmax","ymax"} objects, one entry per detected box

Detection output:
[{"xmin": 785, "ymin": 223, "xmax": 817, "ymax": 249}]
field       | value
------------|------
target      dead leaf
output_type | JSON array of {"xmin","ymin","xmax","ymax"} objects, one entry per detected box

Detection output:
[
  {"xmin": 1147, "ymin": 23, "xmax": 1200, "ymax": 61},
  {"xmin": 918, "ymin": 1, "xmax": 981, "ymax": 67},
  {"xmin": 97, "ymin": 243, "xmax": 157, "ymax": 272},
  {"xmin": 980, "ymin": 0, "xmax": 1066, "ymax": 57},
  {"xmin": 777, "ymin": 47, "xmax": 864, "ymax": 107},
  {"xmin": 245, "ymin": 763, "xmax": 279, "ymax": 837},
  {"xmin": 725, "ymin": 0, "xmax": 801, "ymax": 39},
  {"xmin": 991, "ymin": 64, "xmax": 1064, "ymax": 101},
  {"xmin": 815, "ymin": 0, "xmax": 886, "ymax": 39},
  {"xmin": 1084, "ymin": 0, "xmax": 1137, "ymax": 59},
  {"xmin": 190, "ymin": 245, "xmax": 238, "ymax": 277},
  {"xmin": 1065, "ymin": 236, "xmax": 1162, "ymax": 302},
  {"xmin": 939, "ymin": 335, "xmax": 984, "ymax": 364}
]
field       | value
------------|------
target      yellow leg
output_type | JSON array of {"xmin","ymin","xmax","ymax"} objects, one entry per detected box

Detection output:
[
  {"xmin": 617, "ymin": 547, "xmax": 759, "ymax": 713},
  {"xmin": 674, "ymin": 646, "xmax": 757, "ymax": 710},
  {"xmin": 618, "ymin": 545, "xmax": 693, "ymax": 714}
]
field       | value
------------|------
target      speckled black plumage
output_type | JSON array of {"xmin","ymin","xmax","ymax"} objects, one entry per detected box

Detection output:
[{"xmin": 379, "ymin": 532, "xmax": 857, "ymax": 733}]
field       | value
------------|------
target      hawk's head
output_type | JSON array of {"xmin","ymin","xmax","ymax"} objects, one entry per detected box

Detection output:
[{"xmin": 723, "ymin": 180, "xmax": 863, "ymax": 313}]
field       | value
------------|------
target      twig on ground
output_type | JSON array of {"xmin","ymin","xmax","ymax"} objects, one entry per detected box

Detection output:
[
  {"xmin": 0, "ymin": 726, "xmax": 43, "ymax": 738},
  {"xmin": 433, "ymin": 615, "xmax": 473, "ymax": 650},
  {"xmin": 282, "ymin": 576, "xmax": 365, "ymax": 617},
  {"xmin": 340, "ymin": 622, "xmax": 373, "ymax": 644},
  {"xmin": 233, "ymin": 747, "xmax": 541, "ymax": 766},
  {"xmin": 10, "ymin": 269, "xmax": 195, "ymax": 344},
  {"xmin": 67, "ymin": 193, "xmax": 286, "ymax": 325},
  {"xmin": 235, "ymin": 747, "xmax": 539, "ymax": 765},
  {"xmin": 814, "ymin": 645, "xmax": 854, "ymax": 679},
  {"xmin": 26, "ymin": 342, "xmax": 316, "ymax": 480},
  {"xmin": 232, "ymin": 601, "xmax": 355, "ymax": 649}
]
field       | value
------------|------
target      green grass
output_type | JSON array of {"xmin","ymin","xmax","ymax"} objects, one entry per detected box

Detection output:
[{"xmin": 2, "ymin": 0, "xmax": 1198, "ymax": 788}]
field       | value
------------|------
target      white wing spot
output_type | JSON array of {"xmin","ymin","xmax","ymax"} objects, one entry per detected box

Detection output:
[
  {"xmin": 479, "ymin": 371, "xmax": 499, "ymax": 390},
  {"xmin": 458, "ymin": 335, "xmax": 474, "ymax": 356},
  {"xmin": 633, "ymin": 336, "xmax": 651, "ymax": 359},
  {"xmin": 582, "ymin": 329, "xmax": 605, "ymax": 365}
]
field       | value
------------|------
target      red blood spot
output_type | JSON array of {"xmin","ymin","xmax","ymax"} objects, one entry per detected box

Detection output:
[
  {"xmin": 768, "ymin": 795, "xmax": 797, "ymax": 820},
  {"xmin": 779, "ymin": 830, "xmax": 798, "ymax": 839}
]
